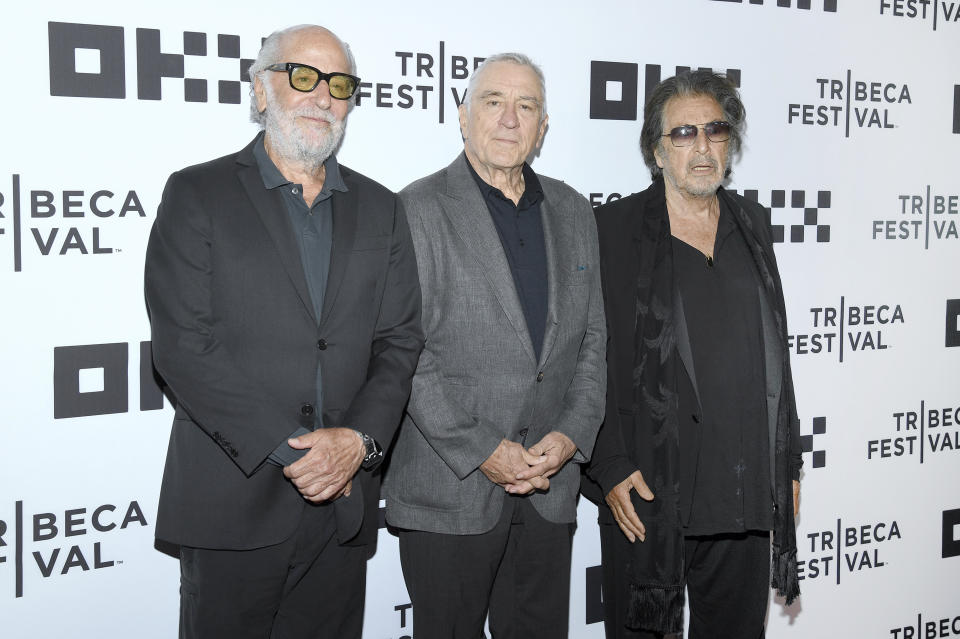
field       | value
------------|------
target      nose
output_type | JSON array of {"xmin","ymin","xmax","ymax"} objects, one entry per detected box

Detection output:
[
  {"xmin": 499, "ymin": 102, "xmax": 519, "ymax": 128},
  {"xmin": 693, "ymin": 126, "xmax": 710, "ymax": 152},
  {"xmin": 311, "ymin": 80, "xmax": 332, "ymax": 109}
]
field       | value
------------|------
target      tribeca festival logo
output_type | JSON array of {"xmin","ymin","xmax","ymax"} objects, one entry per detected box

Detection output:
[
  {"xmin": 0, "ymin": 175, "xmax": 149, "ymax": 273},
  {"xmin": 788, "ymin": 72, "xmax": 912, "ymax": 137},
  {"xmin": 356, "ymin": 45, "xmax": 485, "ymax": 124},
  {"xmin": 879, "ymin": 0, "xmax": 960, "ymax": 31},
  {"xmin": 890, "ymin": 611, "xmax": 960, "ymax": 638},
  {"xmin": 48, "ymin": 21, "xmax": 255, "ymax": 103},
  {"xmin": 589, "ymin": 62, "xmax": 741, "ymax": 121},
  {"xmin": 53, "ymin": 342, "xmax": 166, "ymax": 419},
  {"xmin": 872, "ymin": 187, "xmax": 959, "ymax": 246},
  {"xmin": 788, "ymin": 298, "xmax": 906, "ymax": 360},
  {"xmin": 867, "ymin": 402, "xmax": 960, "ymax": 462},
  {"xmin": 711, "ymin": 0, "xmax": 837, "ymax": 10},
  {"xmin": 799, "ymin": 516, "xmax": 902, "ymax": 584},
  {"xmin": 0, "ymin": 500, "xmax": 148, "ymax": 598}
]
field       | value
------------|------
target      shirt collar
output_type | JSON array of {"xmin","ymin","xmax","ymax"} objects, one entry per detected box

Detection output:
[
  {"xmin": 253, "ymin": 133, "xmax": 348, "ymax": 194},
  {"xmin": 466, "ymin": 159, "xmax": 544, "ymax": 210}
]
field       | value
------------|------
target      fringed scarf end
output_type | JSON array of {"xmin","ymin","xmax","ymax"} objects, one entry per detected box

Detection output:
[
  {"xmin": 626, "ymin": 582, "xmax": 685, "ymax": 635},
  {"xmin": 771, "ymin": 546, "xmax": 801, "ymax": 606}
]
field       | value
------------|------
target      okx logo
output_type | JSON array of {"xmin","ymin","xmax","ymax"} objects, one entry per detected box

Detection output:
[
  {"xmin": 728, "ymin": 187, "xmax": 831, "ymax": 243},
  {"xmin": 800, "ymin": 416, "xmax": 827, "ymax": 469},
  {"xmin": 589, "ymin": 62, "xmax": 740, "ymax": 120},
  {"xmin": 947, "ymin": 300, "xmax": 960, "ymax": 347},
  {"xmin": 53, "ymin": 342, "xmax": 166, "ymax": 419},
  {"xmin": 48, "ymin": 21, "xmax": 256, "ymax": 103},
  {"xmin": 712, "ymin": 0, "xmax": 837, "ymax": 10},
  {"xmin": 944, "ymin": 508, "xmax": 960, "ymax": 558},
  {"xmin": 954, "ymin": 86, "xmax": 960, "ymax": 133}
]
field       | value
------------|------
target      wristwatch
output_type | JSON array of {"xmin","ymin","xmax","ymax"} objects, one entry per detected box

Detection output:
[{"xmin": 354, "ymin": 430, "xmax": 383, "ymax": 471}]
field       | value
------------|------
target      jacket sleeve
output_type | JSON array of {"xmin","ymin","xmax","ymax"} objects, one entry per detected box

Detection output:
[
  {"xmin": 340, "ymin": 197, "xmax": 425, "ymax": 458},
  {"xmin": 549, "ymin": 196, "xmax": 607, "ymax": 463},
  {"xmin": 144, "ymin": 170, "xmax": 296, "ymax": 475}
]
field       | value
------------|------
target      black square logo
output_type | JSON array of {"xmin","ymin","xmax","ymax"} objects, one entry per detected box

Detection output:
[
  {"xmin": 48, "ymin": 22, "xmax": 126, "ymax": 99},
  {"xmin": 943, "ymin": 508, "xmax": 960, "ymax": 558},
  {"xmin": 946, "ymin": 300, "xmax": 960, "ymax": 347},
  {"xmin": 53, "ymin": 343, "xmax": 128, "ymax": 418},
  {"xmin": 590, "ymin": 61, "xmax": 638, "ymax": 121}
]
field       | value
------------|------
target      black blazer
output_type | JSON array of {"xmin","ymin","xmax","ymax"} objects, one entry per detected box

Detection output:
[{"xmin": 145, "ymin": 135, "xmax": 423, "ymax": 550}]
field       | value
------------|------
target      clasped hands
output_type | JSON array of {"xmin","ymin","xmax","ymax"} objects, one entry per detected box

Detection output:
[
  {"xmin": 480, "ymin": 431, "xmax": 577, "ymax": 495},
  {"xmin": 282, "ymin": 428, "xmax": 365, "ymax": 503}
]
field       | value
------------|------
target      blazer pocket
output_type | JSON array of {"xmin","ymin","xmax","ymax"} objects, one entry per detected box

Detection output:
[{"xmin": 352, "ymin": 235, "xmax": 391, "ymax": 251}]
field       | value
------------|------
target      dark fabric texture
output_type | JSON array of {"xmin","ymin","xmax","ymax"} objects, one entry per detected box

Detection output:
[
  {"xmin": 146, "ymin": 133, "xmax": 424, "ymax": 550},
  {"xmin": 178, "ymin": 503, "xmax": 366, "ymax": 639},
  {"xmin": 583, "ymin": 177, "xmax": 802, "ymax": 635},
  {"xmin": 398, "ymin": 496, "xmax": 574, "ymax": 639}
]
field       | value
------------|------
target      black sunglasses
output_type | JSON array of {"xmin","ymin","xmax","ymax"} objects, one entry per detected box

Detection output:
[
  {"xmin": 265, "ymin": 62, "xmax": 361, "ymax": 100},
  {"xmin": 662, "ymin": 120, "xmax": 731, "ymax": 147}
]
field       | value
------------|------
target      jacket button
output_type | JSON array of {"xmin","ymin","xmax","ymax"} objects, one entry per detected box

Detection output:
[
  {"xmin": 317, "ymin": 339, "xmax": 327, "ymax": 350},
  {"xmin": 519, "ymin": 428, "xmax": 528, "ymax": 437},
  {"xmin": 300, "ymin": 403, "xmax": 314, "ymax": 416},
  {"xmin": 536, "ymin": 371, "xmax": 544, "ymax": 383},
  {"xmin": 691, "ymin": 413, "xmax": 701, "ymax": 423}
]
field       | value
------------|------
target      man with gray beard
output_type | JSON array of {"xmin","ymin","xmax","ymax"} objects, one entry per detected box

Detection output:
[{"xmin": 145, "ymin": 24, "xmax": 422, "ymax": 639}]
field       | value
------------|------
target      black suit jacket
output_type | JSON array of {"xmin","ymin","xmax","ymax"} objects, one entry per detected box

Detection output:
[{"xmin": 145, "ymin": 134, "xmax": 423, "ymax": 550}]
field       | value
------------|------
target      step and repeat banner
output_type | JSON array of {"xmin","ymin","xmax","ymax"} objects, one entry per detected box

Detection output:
[{"xmin": 1, "ymin": 1, "xmax": 958, "ymax": 637}]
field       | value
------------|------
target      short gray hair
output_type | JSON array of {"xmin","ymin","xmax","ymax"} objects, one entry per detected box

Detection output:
[
  {"xmin": 465, "ymin": 52, "xmax": 547, "ymax": 124},
  {"xmin": 640, "ymin": 69, "xmax": 745, "ymax": 179},
  {"xmin": 247, "ymin": 24, "xmax": 358, "ymax": 126}
]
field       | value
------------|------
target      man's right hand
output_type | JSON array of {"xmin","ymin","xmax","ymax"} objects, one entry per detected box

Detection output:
[
  {"xmin": 605, "ymin": 470, "xmax": 655, "ymax": 543},
  {"xmin": 480, "ymin": 439, "xmax": 549, "ymax": 495}
]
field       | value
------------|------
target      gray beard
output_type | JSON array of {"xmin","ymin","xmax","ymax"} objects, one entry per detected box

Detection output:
[{"xmin": 263, "ymin": 89, "xmax": 345, "ymax": 173}]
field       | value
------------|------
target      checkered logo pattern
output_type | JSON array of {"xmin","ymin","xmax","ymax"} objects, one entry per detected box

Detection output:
[
  {"xmin": 711, "ymin": 0, "xmax": 837, "ymax": 10},
  {"xmin": 729, "ymin": 188, "xmax": 831, "ymax": 243},
  {"xmin": 800, "ymin": 416, "xmax": 827, "ymax": 468}
]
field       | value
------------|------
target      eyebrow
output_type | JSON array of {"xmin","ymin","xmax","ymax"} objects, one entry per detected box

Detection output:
[{"xmin": 476, "ymin": 90, "xmax": 542, "ymax": 106}]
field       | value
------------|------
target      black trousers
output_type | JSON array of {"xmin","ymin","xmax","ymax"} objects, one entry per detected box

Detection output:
[
  {"xmin": 179, "ymin": 502, "xmax": 366, "ymax": 639},
  {"xmin": 398, "ymin": 496, "xmax": 575, "ymax": 639},
  {"xmin": 599, "ymin": 525, "xmax": 770, "ymax": 639}
]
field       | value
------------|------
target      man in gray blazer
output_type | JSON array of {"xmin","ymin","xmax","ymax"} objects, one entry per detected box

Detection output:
[
  {"xmin": 384, "ymin": 53, "xmax": 606, "ymax": 638},
  {"xmin": 145, "ymin": 25, "xmax": 422, "ymax": 638}
]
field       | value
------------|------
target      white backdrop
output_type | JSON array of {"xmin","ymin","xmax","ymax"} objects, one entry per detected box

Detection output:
[{"xmin": 1, "ymin": 1, "xmax": 959, "ymax": 637}]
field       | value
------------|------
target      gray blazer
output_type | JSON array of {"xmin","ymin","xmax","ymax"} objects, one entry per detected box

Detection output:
[{"xmin": 384, "ymin": 153, "xmax": 606, "ymax": 535}]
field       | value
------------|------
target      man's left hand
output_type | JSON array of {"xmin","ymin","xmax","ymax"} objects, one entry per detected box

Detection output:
[
  {"xmin": 514, "ymin": 431, "xmax": 577, "ymax": 483},
  {"xmin": 283, "ymin": 428, "xmax": 365, "ymax": 503}
]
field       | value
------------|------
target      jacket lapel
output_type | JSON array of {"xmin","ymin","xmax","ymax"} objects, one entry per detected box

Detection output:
[
  {"xmin": 236, "ymin": 140, "xmax": 316, "ymax": 323},
  {"xmin": 441, "ymin": 154, "xmax": 537, "ymax": 363},
  {"xmin": 537, "ymin": 196, "xmax": 564, "ymax": 367},
  {"xmin": 319, "ymin": 176, "xmax": 359, "ymax": 329}
]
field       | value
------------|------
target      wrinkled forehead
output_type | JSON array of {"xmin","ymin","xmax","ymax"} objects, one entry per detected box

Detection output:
[
  {"xmin": 278, "ymin": 27, "xmax": 349, "ymax": 71},
  {"xmin": 662, "ymin": 94, "xmax": 723, "ymax": 128},
  {"xmin": 472, "ymin": 61, "xmax": 544, "ymax": 104}
]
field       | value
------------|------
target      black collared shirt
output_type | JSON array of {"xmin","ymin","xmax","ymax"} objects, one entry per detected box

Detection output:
[
  {"xmin": 467, "ymin": 160, "xmax": 548, "ymax": 361},
  {"xmin": 673, "ymin": 197, "xmax": 773, "ymax": 535},
  {"xmin": 253, "ymin": 136, "xmax": 348, "ymax": 465}
]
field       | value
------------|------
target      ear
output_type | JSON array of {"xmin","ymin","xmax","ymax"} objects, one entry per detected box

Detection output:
[
  {"xmin": 534, "ymin": 114, "xmax": 549, "ymax": 150},
  {"xmin": 254, "ymin": 75, "xmax": 268, "ymax": 114},
  {"xmin": 458, "ymin": 103, "xmax": 469, "ymax": 139},
  {"xmin": 653, "ymin": 141, "xmax": 665, "ymax": 169}
]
